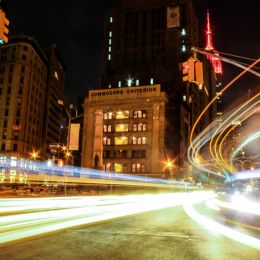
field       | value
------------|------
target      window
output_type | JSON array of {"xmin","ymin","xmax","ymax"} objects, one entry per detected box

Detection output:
[
  {"xmin": 132, "ymin": 163, "xmax": 146, "ymax": 173},
  {"xmin": 138, "ymin": 123, "xmax": 146, "ymax": 131},
  {"xmin": 21, "ymin": 66, "xmax": 25, "ymax": 73},
  {"xmin": 16, "ymin": 109, "xmax": 21, "ymax": 117},
  {"xmin": 115, "ymin": 124, "xmax": 128, "ymax": 132},
  {"xmin": 15, "ymin": 119, "xmax": 20, "ymax": 126},
  {"xmin": 135, "ymin": 137, "xmax": 146, "ymax": 145},
  {"xmin": 1, "ymin": 144, "xmax": 5, "ymax": 151},
  {"xmin": 3, "ymin": 120, "xmax": 7, "ymax": 128},
  {"xmin": 0, "ymin": 88, "xmax": 2, "ymax": 95},
  {"xmin": 118, "ymin": 81, "xmax": 122, "ymax": 88},
  {"xmin": 103, "ymin": 112, "xmax": 113, "ymax": 120},
  {"xmin": 4, "ymin": 109, "xmax": 8, "ymax": 116},
  {"xmin": 116, "ymin": 110, "xmax": 129, "ymax": 119},
  {"xmin": 114, "ymin": 163, "xmax": 123, "ymax": 173},
  {"xmin": 104, "ymin": 124, "xmax": 112, "ymax": 133},
  {"xmin": 20, "ymin": 76, "xmax": 24, "ymax": 84},
  {"xmin": 13, "ymin": 144, "xmax": 17, "ymax": 151},
  {"xmin": 109, "ymin": 31, "xmax": 112, "ymax": 37},
  {"xmin": 7, "ymin": 87, "xmax": 11, "ymax": 95},
  {"xmin": 132, "ymin": 136, "xmax": 137, "ymax": 144},
  {"xmin": 18, "ymin": 86, "xmax": 23, "ymax": 95},
  {"xmin": 108, "ymin": 54, "xmax": 111, "ymax": 60},
  {"xmin": 22, "ymin": 54, "xmax": 27, "ymax": 61},
  {"xmin": 150, "ymin": 78, "xmax": 154, "ymax": 85},
  {"xmin": 133, "ymin": 110, "xmax": 147, "ymax": 118},
  {"xmin": 109, "ymin": 17, "xmax": 113, "ymax": 23},
  {"xmin": 132, "ymin": 150, "xmax": 146, "ymax": 158},
  {"xmin": 103, "ymin": 137, "xmax": 111, "ymax": 145},
  {"xmin": 8, "ymin": 76, "xmax": 12, "ymax": 84},
  {"xmin": 115, "ymin": 136, "xmax": 128, "ymax": 145}
]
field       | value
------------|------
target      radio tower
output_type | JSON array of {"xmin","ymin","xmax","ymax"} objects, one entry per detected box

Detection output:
[{"xmin": 205, "ymin": 10, "xmax": 223, "ymax": 121}]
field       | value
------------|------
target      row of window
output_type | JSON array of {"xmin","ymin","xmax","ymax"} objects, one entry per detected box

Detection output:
[
  {"xmin": 104, "ymin": 150, "xmax": 146, "ymax": 159},
  {"xmin": 104, "ymin": 123, "xmax": 147, "ymax": 133},
  {"xmin": 105, "ymin": 162, "xmax": 146, "ymax": 173},
  {"xmin": 103, "ymin": 136, "xmax": 147, "ymax": 146},
  {"xmin": 104, "ymin": 110, "xmax": 147, "ymax": 120}
]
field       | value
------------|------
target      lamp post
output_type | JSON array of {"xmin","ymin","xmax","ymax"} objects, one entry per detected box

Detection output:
[{"xmin": 58, "ymin": 99, "xmax": 83, "ymax": 196}]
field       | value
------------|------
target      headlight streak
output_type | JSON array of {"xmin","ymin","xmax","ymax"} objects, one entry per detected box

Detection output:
[
  {"xmin": 0, "ymin": 192, "xmax": 212, "ymax": 244},
  {"xmin": 0, "ymin": 157, "xmax": 195, "ymax": 190},
  {"xmin": 212, "ymin": 197, "xmax": 260, "ymax": 216},
  {"xmin": 183, "ymin": 201, "xmax": 260, "ymax": 250}
]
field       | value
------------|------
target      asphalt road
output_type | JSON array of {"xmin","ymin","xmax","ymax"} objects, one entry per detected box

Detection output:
[{"xmin": 0, "ymin": 194, "xmax": 259, "ymax": 260}]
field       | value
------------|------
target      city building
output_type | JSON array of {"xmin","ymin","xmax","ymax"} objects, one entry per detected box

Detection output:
[
  {"xmin": 42, "ymin": 44, "xmax": 66, "ymax": 160},
  {"xmin": 0, "ymin": 36, "xmax": 48, "ymax": 161},
  {"xmin": 0, "ymin": 36, "xmax": 66, "ymax": 168},
  {"xmin": 82, "ymin": 84, "xmax": 170, "ymax": 177},
  {"xmin": 84, "ymin": 0, "xmax": 216, "ymax": 177}
]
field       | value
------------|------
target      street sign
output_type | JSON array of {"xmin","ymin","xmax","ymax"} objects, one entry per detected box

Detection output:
[{"xmin": 49, "ymin": 143, "xmax": 61, "ymax": 154}]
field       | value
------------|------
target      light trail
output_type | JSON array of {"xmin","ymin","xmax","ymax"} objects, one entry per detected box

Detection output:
[
  {"xmin": 189, "ymin": 58, "xmax": 260, "ymax": 176},
  {"xmin": 184, "ymin": 199, "xmax": 260, "ymax": 250},
  {"xmin": 0, "ymin": 192, "xmax": 213, "ymax": 244}
]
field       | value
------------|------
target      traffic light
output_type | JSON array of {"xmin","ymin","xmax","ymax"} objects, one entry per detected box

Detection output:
[
  {"xmin": 182, "ymin": 58, "xmax": 195, "ymax": 82},
  {"xmin": 0, "ymin": 9, "xmax": 9, "ymax": 44},
  {"xmin": 195, "ymin": 60, "xmax": 204, "ymax": 87}
]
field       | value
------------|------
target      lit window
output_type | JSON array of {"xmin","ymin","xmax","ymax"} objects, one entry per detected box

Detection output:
[
  {"xmin": 116, "ymin": 110, "xmax": 129, "ymax": 119},
  {"xmin": 109, "ymin": 31, "xmax": 112, "ymax": 37},
  {"xmin": 104, "ymin": 125, "xmax": 112, "ymax": 132},
  {"xmin": 183, "ymin": 95, "xmax": 187, "ymax": 102},
  {"xmin": 131, "ymin": 163, "xmax": 146, "ymax": 173},
  {"xmin": 181, "ymin": 45, "xmax": 186, "ymax": 52},
  {"xmin": 181, "ymin": 28, "xmax": 186, "ymax": 36},
  {"xmin": 109, "ymin": 17, "xmax": 113, "ymax": 23},
  {"xmin": 133, "ymin": 124, "xmax": 137, "ymax": 131},
  {"xmin": 142, "ymin": 137, "xmax": 146, "ymax": 144},
  {"xmin": 115, "ymin": 136, "xmax": 128, "ymax": 145},
  {"xmin": 109, "ymin": 39, "xmax": 112, "ymax": 45},
  {"xmin": 136, "ymin": 79, "xmax": 139, "ymax": 86},
  {"xmin": 127, "ymin": 77, "xmax": 133, "ymax": 87},
  {"xmin": 118, "ymin": 81, "xmax": 122, "ymax": 88},
  {"xmin": 114, "ymin": 163, "xmax": 123, "ymax": 173},
  {"xmin": 137, "ymin": 137, "xmax": 142, "ymax": 145},
  {"xmin": 115, "ymin": 124, "xmax": 128, "ymax": 132},
  {"xmin": 133, "ymin": 110, "xmax": 147, "ymax": 118},
  {"xmin": 150, "ymin": 78, "xmax": 154, "ymax": 85},
  {"xmin": 103, "ymin": 137, "xmax": 111, "ymax": 145},
  {"xmin": 104, "ymin": 112, "xmax": 113, "ymax": 120},
  {"xmin": 132, "ymin": 136, "xmax": 137, "ymax": 144},
  {"xmin": 108, "ymin": 54, "xmax": 111, "ymax": 60},
  {"xmin": 108, "ymin": 46, "xmax": 112, "ymax": 52},
  {"xmin": 54, "ymin": 71, "xmax": 59, "ymax": 80},
  {"xmin": 108, "ymin": 83, "xmax": 112, "ymax": 88}
]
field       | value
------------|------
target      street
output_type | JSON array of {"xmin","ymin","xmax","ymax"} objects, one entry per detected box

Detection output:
[{"xmin": 0, "ymin": 193, "xmax": 259, "ymax": 260}]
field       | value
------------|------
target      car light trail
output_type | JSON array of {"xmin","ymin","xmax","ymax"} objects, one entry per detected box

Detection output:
[
  {"xmin": 183, "ymin": 201, "xmax": 260, "ymax": 250},
  {"xmin": 0, "ymin": 192, "xmax": 212, "ymax": 244}
]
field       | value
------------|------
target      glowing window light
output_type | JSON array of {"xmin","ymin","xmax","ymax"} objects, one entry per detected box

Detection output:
[
  {"xmin": 150, "ymin": 78, "xmax": 154, "ymax": 85},
  {"xmin": 109, "ymin": 17, "xmax": 113, "ymax": 23},
  {"xmin": 109, "ymin": 39, "xmax": 112, "ymax": 45},
  {"xmin": 181, "ymin": 45, "xmax": 186, "ymax": 52},
  {"xmin": 127, "ymin": 77, "xmax": 133, "ymax": 87},
  {"xmin": 108, "ymin": 46, "xmax": 112, "ymax": 52},
  {"xmin": 181, "ymin": 28, "xmax": 186, "ymax": 36},
  {"xmin": 136, "ymin": 79, "xmax": 139, "ymax": 86},
  {"xmin": 108, "ymin": 54, "xmax": 111, "ymax": 61},
  {"xmin": 183, "ymin": 95, "xmax": 187, "ymax": 102},
  {"xmin": 118, "ymin": 81, "xmax": 121, "ymax": 88},
  {"xmin": 109, "ymin": 31, "xmax": 112, "ymax": 37}
]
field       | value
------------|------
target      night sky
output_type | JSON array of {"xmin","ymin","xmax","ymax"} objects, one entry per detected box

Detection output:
[{"xmin": 3, "ymin": 0, "xmax": 259, "ymax": 105}]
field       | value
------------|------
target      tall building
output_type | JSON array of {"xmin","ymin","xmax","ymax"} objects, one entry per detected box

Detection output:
[
  {"xmin": 0, "ymin": 36, "xmax": 66, "ymax": 165},
  {"xmin": 82, "ymin": 0, "xmax": 216, "ymax": 178},
  {"xmin": 101, "ymin": 0, "xmax": 198, "ymax": 91},
  {"xmin": 42, "ymin": 44, "xmax": 66, "ymax": 160},
  {"xmin": 0, "ymin": 36, "xmax": 48, "ymax": 159}
]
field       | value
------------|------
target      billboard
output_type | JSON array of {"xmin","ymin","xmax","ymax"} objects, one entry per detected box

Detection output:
[
  {"xmin": 69, "ymin": 123, "xmax": 80, "ymax": 151},
  {"xmin": 167, "ymin": 6, "xmax": 180, "ymax": 28}
]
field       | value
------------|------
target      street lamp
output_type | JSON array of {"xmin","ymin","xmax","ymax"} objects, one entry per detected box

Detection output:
[{"xmin": 58, "ymin": 99, "xmax": 74, "ymax": 165}]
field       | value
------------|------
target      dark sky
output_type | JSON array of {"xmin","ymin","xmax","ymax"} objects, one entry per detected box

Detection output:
[{"xmin": 3, "ymin": 0, "xmax": 259, "ymax": 104}]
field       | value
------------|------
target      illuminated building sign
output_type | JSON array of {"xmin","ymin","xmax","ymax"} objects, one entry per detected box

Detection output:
[{"xmin": 89, "ymin": 85, "xmax": 161, "ymax": 101}]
